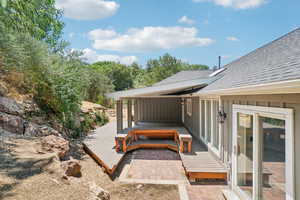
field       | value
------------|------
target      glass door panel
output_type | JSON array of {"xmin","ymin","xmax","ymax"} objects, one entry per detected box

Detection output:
[
  {"xmin": 237, "ymin": 113, "xmax": 254, "ymax": 198},
  {"xmin": 260, "ymin": 117, "xmax": 286, "ymax": 200}
]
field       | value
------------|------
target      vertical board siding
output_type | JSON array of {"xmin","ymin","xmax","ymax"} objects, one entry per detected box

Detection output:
[
  {"xmin": 183, "ymin": 97, "xmax": 200, "ymax": 139},
  {"xmin": 137, "ymin": 98, "xmax": 182, "ymax": 123}
]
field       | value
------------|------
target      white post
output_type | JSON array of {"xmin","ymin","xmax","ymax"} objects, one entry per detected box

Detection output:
[
  {"xmin": 127, "ymin": 99, "xmax": 132, "ymax": 128},
  {"xmin": 116, "ymin": 100, "xmax": 123, "ymax": 133}
]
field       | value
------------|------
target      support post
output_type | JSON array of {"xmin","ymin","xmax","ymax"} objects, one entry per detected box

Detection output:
[
  {"xmin": 127, "ymin": 99, "xmax": 132, "ymax": 128},
  {"xmin": 133, "ymin": 99, "xmax": 138, "ymax": 124},
  {"xmin": 116, "ymin": 100, "xmax": 123, "ymax": 133}
]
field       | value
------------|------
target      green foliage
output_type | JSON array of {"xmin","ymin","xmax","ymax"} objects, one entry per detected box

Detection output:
[
  {"xmin": 88, "ymin": 54, "xmax": 209, "ymax": 91},
  {"xmin": 0, "ymin": 0, "xmax": 65, "ymax": 50},
  {"xmin": 89, "ymin": 61, "xmax": 139, "ymax": 91},
  {"xmin": 139, "ymin": 53, "xmax": 209, "ymax": 86},
  {"xmin": 80, "ymin": 111, "xmax": 109, "ymax": 134}
]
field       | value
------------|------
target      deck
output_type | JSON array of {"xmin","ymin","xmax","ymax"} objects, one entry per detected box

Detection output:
[
  {"xmin": 83, "ymin": 121, "xmax": 227, "ymax": 180},
  {"xmin": 179, "ymin": 139, "xmax": 228, "ymax": 180},
  {"xmin": 83, "ymin": 122, "xmax": 126, "ymax": 175}
]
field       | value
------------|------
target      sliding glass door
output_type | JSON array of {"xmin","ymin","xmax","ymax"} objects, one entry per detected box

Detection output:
[
  {"xmin": 260, "ymin": 117, "xmax": 286, "ymax": 200},
  {"xmin": 232, "ymin": 105, "xmax": 294, "ymax": 200},
  {"xmin": 237, "ymin": 113, "xmax": 254, "ymax": 198}
]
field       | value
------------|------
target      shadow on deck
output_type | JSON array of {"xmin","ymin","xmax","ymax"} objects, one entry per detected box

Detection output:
[{"xmin": 83, "ymin": 122, "xmax": 228, "ymax": 182}]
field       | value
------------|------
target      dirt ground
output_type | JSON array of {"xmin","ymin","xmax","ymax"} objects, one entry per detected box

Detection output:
[{"xmin": 0, "ymin": 135, "xmax": 179, "ymax": 200}]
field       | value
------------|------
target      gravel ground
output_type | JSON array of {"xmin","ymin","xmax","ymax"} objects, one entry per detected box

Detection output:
[{"xmin": 0, "ymin": 135, "xmax": 179, "ymax": 200}]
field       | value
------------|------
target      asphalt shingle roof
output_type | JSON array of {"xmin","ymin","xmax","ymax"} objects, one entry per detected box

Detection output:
[
  {"xmin": 106, "ymin": 70, "xmax": 215, "ymax": 99},
  {"xmin": 153, "ymin": 70, "xmax": 214, "ymax": 86},
  {"xmin": 200, "ymin": 28, "xmax": 300, "ymax": 93}
]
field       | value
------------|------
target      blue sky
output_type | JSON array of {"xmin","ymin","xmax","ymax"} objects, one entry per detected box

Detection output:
[{"xmin": 56, "ymin": 0, "xmax": 300, "ymax": 68}]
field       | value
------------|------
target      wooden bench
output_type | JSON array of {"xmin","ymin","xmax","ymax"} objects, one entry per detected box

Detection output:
[
  {"xmin": 176, "ymin": 128, "xmax": 192, "ymax": 153},
  {"xmin": 115, "ymin": 127, "xmax": 193, "ymax": 153}
]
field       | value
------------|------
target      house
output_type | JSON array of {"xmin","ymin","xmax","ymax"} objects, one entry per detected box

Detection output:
[{"xmin": 106, "ymin": 28, "xmax": 300, "ymax": 200}]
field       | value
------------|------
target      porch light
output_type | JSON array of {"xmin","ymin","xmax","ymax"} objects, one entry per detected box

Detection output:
[{"xmin": 218, "ymin": 110, "xmax": 227, "ymax": 123}]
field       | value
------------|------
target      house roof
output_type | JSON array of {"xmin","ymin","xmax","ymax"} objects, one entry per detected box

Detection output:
[
  {"xmin": 106, "ymin": 70, "xmax": 217, "ymax": 100},
  {"xmin": 198, "ymin": 28, "xmax": 300, "ymax": 95},
  {"xmin": 153, "ymin": 70, "xmax": 213, "ymax": 86}
]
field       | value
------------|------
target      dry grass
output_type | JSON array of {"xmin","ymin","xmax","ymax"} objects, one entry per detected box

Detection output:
[{"xmin": 0, "ymin": 136, "xmax": 179, "ymax": 200}]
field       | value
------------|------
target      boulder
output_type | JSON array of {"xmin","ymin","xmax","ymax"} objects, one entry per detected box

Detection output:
[
  {"xmin": 41, "ymin": 135, "xmax": 69, "ymax": 160},
  {"xmin": 0, "ymin": 96, "xmax": 24, "ymax": 116},
  {"xmin": 0, "ymin": 82, "xmax": 8, "ymax": 96},
  {"xmin": 61, "ymin": 159, "xmax": 82, "ymax": 177},
  {"xmin": 0, "ymin": 112, "xmax": 24, "ymax": 134},
  {"xmin": 24, "ymin": 122, "xmax": 59, "ymax": 137},
  {"xmin": 89, "ymin": 182, "xmax": 110, "ymax": 200}
]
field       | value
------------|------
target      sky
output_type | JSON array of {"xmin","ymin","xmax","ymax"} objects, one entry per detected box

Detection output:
[{"xmin": 56, "ymin": 0, "xmax": 300, "ymax": 68}]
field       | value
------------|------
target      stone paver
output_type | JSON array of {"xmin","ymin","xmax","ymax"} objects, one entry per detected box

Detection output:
[
  {"xmin": 186, "ymin": 184, "xmax": 226, "ymax": 200},
  {"xmin": 127, "ymin": 149, "xmax": 186, "ymax": 181},
  {"xmin": 119, "ymin": 149, "xmax": 227, "ymax": 200}
]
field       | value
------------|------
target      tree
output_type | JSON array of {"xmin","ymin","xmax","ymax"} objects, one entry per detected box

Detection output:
[
  {"xmin": 89, "ymin": 61, "xmax": 138, "ymax": 91},
  {"xmin": 0, "ymin": 0, "xmax": 65, "ymax": 51},
  {"xmin": 141, "ymin": 53, "xmax": 209, "ymax": 86}
]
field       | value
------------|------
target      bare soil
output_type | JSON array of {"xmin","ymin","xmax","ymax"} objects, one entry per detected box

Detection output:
[{"xmin": 0, "ymin": 135, "xmax": 179, "ymax": 200}]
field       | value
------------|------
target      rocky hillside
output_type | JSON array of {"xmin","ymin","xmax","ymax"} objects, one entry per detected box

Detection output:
[{"xmin": 0, "ymin": 96, "xmax": 60, "ymax": 137}]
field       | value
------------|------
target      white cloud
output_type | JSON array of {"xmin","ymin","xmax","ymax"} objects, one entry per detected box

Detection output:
[
  {"xmin": 55, "ymin": 0, "xmax": 119, "ymax": 20},
  {"xmin": 88, "ymin": 29, "xmax": 117, "ymax": 40},
  {"xmin": 192, "ymin": 0, "xmax": 266, "ymax": 9},
  {"xmin": 226, "ymin": 36, "xmax": 240, "ymax": 41},
  {"xmin": 178, "ymin": 16, "xmax": 195, "ymax": 25},
  {"xmin": 89, "ymin": 26, "xmax": 214, "ymax": 53},
  {"xmin": 81, "ymin": 48, "xmax": 138, "ymax": 65}
]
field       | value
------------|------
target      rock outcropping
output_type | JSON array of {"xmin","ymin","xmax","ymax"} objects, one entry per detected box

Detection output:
[
  {"xmin": 41, "ymin": 135, "xmax": 70, "ymax": 160},
  {"xmin": 0, "ymin": 96, "xmax": 60, "ymax": 137}
]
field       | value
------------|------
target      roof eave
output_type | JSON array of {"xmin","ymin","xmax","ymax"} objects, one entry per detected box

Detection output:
[{"xmin": 195, "ymin": 79, "xmax": 300, "ymax": 96}]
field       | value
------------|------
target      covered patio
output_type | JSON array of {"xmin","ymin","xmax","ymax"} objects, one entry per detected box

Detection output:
[
  {"xmin": 84, "ymin": 115, "xmax": 227, "ymax": 181},
  {"xmin": 84, "ymin": 70, "xmax": 227, "ymax": 182}
]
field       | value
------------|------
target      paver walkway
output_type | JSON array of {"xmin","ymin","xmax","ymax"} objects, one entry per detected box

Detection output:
[{"xmin": 119, "ymin": 149, "xmax": 227, "ymax": 200}]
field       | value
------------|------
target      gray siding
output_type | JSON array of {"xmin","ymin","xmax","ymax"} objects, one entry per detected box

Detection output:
[
  {"xmin": 135, "ymin": 98, "xmax": 182, "ymax": 123},
  {"xmin": 183, "ymin": 97, "xmax": 200, "ymax": 139}
]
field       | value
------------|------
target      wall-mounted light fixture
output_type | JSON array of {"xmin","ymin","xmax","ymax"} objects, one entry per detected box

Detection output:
[{"xmin": 218, "ymin": 110, "xmax": 227, "ymax": 123}]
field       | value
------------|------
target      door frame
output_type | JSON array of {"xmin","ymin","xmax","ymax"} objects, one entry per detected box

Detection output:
[{"xmin": 232, "ymin": 104, "xmax": 294, "ymax": 200}]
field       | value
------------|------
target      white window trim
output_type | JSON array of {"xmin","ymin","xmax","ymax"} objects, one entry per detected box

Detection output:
[
  {"xmin": 201, "ymin": 99, "xmax": 222, "ymax": 158},
  {"xmin": 232, "ymin": 104, "xmax": 294, "ymax": 200},
  {"xmin": 187, "ymin": 98, "xmax": 192, "ymax": 116}
]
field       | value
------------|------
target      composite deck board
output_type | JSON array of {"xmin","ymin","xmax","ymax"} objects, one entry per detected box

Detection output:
[
  {"xmin": 84, "ymin": 121, "xmax": 227, "ymax": 177},
  {"xmin": 179, "ymin": 137, "xmax": 227, "ymax": 175},
  {"xmin": 83, "ymin": 122, "xmax": 125, "ymax": 173}
]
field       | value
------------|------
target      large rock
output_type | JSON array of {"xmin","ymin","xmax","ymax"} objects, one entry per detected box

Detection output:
[
  {"xmin": 41, "ymin": 135, "xmax": 69, "ymax": 160},
  {"xmin": 0, "ymin": 82, "xmax": 8, "ymax": 96},
  {"xmin": 24, "ymin": 122, "xmax": 59, "ymax": 137},
  {"xmin": 61, "ymin": 159, "xmax": 82, "ymax": 177},
  {"xmin": 0, "ymin": 112, "xmax": 24, "ymax": 134},
  {"xmin": 0, "ymin": 96, "xmax": 24, "ymax": 116},
  {"xmin": 89, "ymin": 182, "xmax": 110, "ymax": 200}
]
